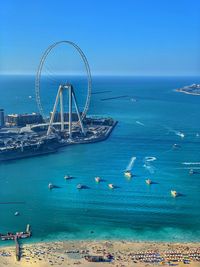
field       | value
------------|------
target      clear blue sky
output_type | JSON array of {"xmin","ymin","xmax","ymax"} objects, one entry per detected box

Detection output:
[{"xmin": 0, "ymin": 0, "xmax": 200, "ymax": 76}]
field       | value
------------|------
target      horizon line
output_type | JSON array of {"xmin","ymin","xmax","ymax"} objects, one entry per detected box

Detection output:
[{"xmin": 0, "ymin": 72, "xmax": 200, "ymax": 77}]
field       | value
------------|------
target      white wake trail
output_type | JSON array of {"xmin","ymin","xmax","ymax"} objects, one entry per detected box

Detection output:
[
  {"xmin": 136, "ymin": 121, "xmax": 145, "ymax": 126},
  {"xmin": 126, "ymin": 157, "xmax": 136, "ymax": 171}
]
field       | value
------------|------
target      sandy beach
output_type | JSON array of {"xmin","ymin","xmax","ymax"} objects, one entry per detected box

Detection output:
[{"xmin": 0, "ymin": 241, "xmax": 199, "ymax": 267}]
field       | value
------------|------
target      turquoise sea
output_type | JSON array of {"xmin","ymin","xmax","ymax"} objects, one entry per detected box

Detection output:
[{"xmin": 0, "ymin": 75, "xmax": 200, "ymax": 243}]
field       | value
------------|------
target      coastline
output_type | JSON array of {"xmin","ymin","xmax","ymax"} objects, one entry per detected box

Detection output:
[{"xmin": 0, "ymin": 240, "xmax": 200, "ymax": 267}]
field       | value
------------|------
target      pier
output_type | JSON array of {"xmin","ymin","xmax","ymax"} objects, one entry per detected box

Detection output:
[
  {"xmin": 0, "ymin": 224, "xmax": 31, "ymax": 261},
  {"xmin": 15, "ymin": 236, "xmax": 20, "ymax": 261}
]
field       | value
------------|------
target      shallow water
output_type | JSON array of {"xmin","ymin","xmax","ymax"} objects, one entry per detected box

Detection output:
[{"xmin": 0, "ymin": 75, "xmax": 200, "ymax": 243}]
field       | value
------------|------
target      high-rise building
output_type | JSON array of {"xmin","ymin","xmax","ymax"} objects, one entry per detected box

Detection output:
[{"xmin": 0, "ymin": 109, "xmax": 5, "ymax": 128}]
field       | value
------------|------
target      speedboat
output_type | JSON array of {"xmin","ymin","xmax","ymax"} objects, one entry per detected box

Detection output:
[
  {"xmin": 173, "ymin": 143, "xmax": 181, "ymax": 149},
  {"xmin": 124, "ymin": 170, "xmax": 132, "ymax": 178},
  {"xmin": 14, "ymin": 211, "xmax": 19, "ymax": 216},
  {"xmin": 171, "ymin": 190, "xmax": 178, "ymax": 197},
  {"xmin": 145, "ymin": 179, "xmax": 152, "ymax": 185},
  {"xmin": 189, "ymin": 169, "xmax": 194, "ymax": 175},
  {"xmin": 64, "ymin": 175, "xmax": 72, "ymax": 180},
  {"xmin": 95, "ymin": 176, "xmax": 101, "ymax": 183},
  {"xmin": 48, "ymin": 183, "xmax": 54, "ymax": 190},
  {"xmin": 179, "ymin": 132, "xmax": 185, "ymax": 138},
  {"xmin": 77, "ymin": 184, "xmax": 83, "ymax": 190},
  {"xmin": 108, "ymin": 184, "xmax": 114, "ymax": 189}
]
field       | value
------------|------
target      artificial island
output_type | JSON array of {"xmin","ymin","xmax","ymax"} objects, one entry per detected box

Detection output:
[
  {"xmin": 176, "ymin": 83, "xmax": 200, "ymax": 95},
  {"xmin": 0, "ymin": 41, "xmax": 117, "ymax": 162}
]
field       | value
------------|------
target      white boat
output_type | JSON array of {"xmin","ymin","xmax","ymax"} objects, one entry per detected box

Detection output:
[
  {"xmin": 177, "ymin": 132, "xmax": 185, "ymax": 138},
  {"xmin": 171, "ymin": 190, "xmax": 178, "ymax": 197},
  {"xmin": 77, "ymin": 184, "xmax": 83, "ymax": 189},
  {"xmin": 189, "ymin": 169, "xmax": 194, "ymax": 175},
  {"xmin": 95, "ymin": 176, "xmax": 101, "ymax": 183},
  {"xmin": 48, "ymin": 183, "xmax": 54, "ymax": 190},
  {"xmin": 124, "ymin": 170, "xmax": 132, "ymax": 178},
  {"xmin": 145, "ymin": 179, "xmax": 152, "ymax": 185},
  {"xmin": 64, "ymin": 175, "xmax": 72, "ymax": 180},
  {"xmin": 108, "ymin": 184, "xmax": 114, "ymax": 189},
  {"xmin": 14, "ymin": 211, "xmax": 19, "ymax": 216},
  {"xmin": 173, "ymin": 143, "xmax": 181, "ymax": 149}
]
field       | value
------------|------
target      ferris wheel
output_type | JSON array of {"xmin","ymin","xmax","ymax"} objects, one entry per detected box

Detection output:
[{"xmin": 35, "ymin": 41, "xmax": 92, "ymax": 136}]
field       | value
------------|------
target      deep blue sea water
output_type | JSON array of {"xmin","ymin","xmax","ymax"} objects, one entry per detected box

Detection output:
[{"xmin": 0, "ymin": 75, "xmax": 200, "ymax": 243}]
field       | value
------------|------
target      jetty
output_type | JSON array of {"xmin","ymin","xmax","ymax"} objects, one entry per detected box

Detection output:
[
  {"xmin": 0, "ymin": 224, "xmax": 31, "ymax": 261},
  {"xmin": 15, "ymin": 236, "xmax": 20, "ymax": 261}
]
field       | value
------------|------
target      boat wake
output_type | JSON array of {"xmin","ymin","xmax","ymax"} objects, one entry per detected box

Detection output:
[
  {"xmin": 182, "ymin": 162, "xmax": 200, "ymax": 165},
  {"xmin": 165, "ymin": 127, "xmax": 185, "ymax": 138},
  {"xmin": 143, "ymin": 163, "xmax": 156, "ymax": 174},
  {"xmin": 143, "ymin": 156, "xmax": 157, "ymax": 173},
  {"xmin": 145, "ymin": 156, "xmax": 157, "ymax": 162},
  {"xmin": 176, "ymin": 167, "xmax": 200, "ymax": 170},
  {"xmin": 136, "ymin": 121, "xmax": 145, "ymax": 126},
  {"xmin": 126, "ymin": 157, "xmax": 136, "ymax": 171}
]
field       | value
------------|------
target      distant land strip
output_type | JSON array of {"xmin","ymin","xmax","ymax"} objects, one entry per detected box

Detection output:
[
  {"xmin": 175, "ymin": 89, "xmax": 200, "ymax": 96},
  {"xmin": 0, "ymin": 201, "xmax": 26, "ymax": 205},
  {"xmin": 101, "ymin": 95, "xmax": 129, "ymax": 101},
  {"xmin": 92, "ymin": 90, "xmax": 112, "ymax": 95}
]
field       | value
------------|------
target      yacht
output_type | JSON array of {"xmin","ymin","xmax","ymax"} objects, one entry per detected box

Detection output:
[
  {"xmin": 189, "ymin": 169, "xmax": 194, "ymax": 175},
  {"xmin": 171, "ymin": 190, "xmax": 178, "ymax": 197},
  {"xmin": 64, "ymin": 175, "xmax": 72, "ymax": 180},
  {"xmin": 172, "ymin": 143, "xmax": 181, "ymax": 149},
  {"xmin": 95, "ymin": 176, "xmax": 101, "ymax": 183},
  {"xmin": 124, "ymin": 170, "xmax": 132, "ymax": 178},
  {"xmin": 77, "ymin": 184, "xmax": 83, "ymax": 190},
  {"xmin": 48, "ymin": 183, "xmax": 54, "ymax": 190},
  {"xmin": 145, "ymin": 179, "xmax": 152, "ymax": 185},
  {"xmin": 108, "ymin": 184, "xmax": 114, "ymax": 189}
]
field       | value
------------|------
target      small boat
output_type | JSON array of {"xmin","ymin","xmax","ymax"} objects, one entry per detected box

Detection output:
[
  {"xmin": 48, "ymin": 183, "xmax": 54, "ymax": 190},
  {"xmin": 189, "ymin": 169, "xmax": 194, "ymax": 175},
  {"xmin": 77, "ymin": 184, "xmax": 83, "ymax": 190},
  {"xmin": 108, "ymin": 184, "xmax": 114, "ymax": 189},
  {"xmin": 14, "ymin": 212, "xmax": 19, "ymax": 216},
  {"xmin": 177, "ymin": 132, "xmax": 185, "ymax": 138},
  {"xmin": 64, "ymin": 175, "xmax": 72, "ymax": 180},
  {"xmin": 145, "ymin": 179, "xmax": 152, "ymax": 185},
  {"xmin": 171, "ymin": 190, "xmax": 178, "ymax": 197},
  {"xmin": 173, "ymin": 143, "xmax": 181, "ymax": 149},
  {"xmin": 124, "ymin": 170, "xmax": 132, "ymax": 178},
  {"xmin": 95, "ymin": 177, "xmax": 101, "ymax": 183}
]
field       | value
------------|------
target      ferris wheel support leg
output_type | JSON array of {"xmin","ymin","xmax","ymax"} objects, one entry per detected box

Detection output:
[
  {"xmin": 68, "ymin": 86, "xmax": 72, "ymax": 138},
  {"xmin": 72, "ymin": 89, "xmax": 86, "ymax": 136},
  {"xmin": 47, "ymin": 85, "xmax": 62, "ymax": 136},
  {"xmin": 60, "ymin": 88, "xmax": 64, "ymax": 131}
]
